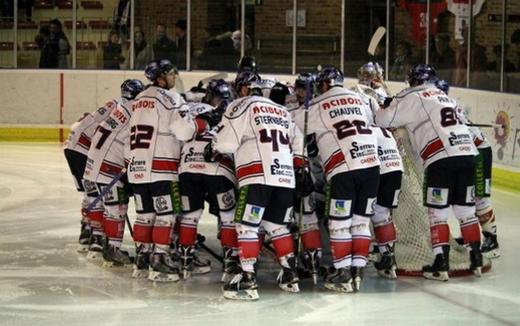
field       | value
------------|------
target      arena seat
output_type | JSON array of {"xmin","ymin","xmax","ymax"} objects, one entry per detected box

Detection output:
[
  {"xmin": 89, "ymin": 20, "xmax": 110, "ymax": 30},
  {"xmin": 22, "ymin": 42, "xmax": 39, "ymax": 51},
  {"xmin": 0, "ymin": 42, "xmax": 15, "ymax": 51},
  {"xmin": 18, "ymin": 22, "xmax": 38, "ymax": 30},
  {"xmin": 81, "ymin": 1, "xmax": 104, "ymax": 10},
  {"xmin": 57, "ymin": 1, "xmax": 73, "ymax": 10},
  {"xmin": 65, "ymin": 20, "xmax": 87, "ymax": 29},
  {"xmin": 34, "ymin": 1, "xmax": 55, "ymax": 9},
  {"xmin": 77, "ymin": 41, "xmax": 96, "ymax": 50}
]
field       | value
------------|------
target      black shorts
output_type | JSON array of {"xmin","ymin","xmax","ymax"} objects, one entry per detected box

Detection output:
[
  {"xmin": 64, "ymin": 149, "xmax": 87, "ymax": 192},
  {"xmin": 132, "ymin": 181, "xmax": 181, "ymax": 215},
  {"xmin": 326, "ymin": 166, "xmax": 380, "ymax": 219},
  {"xmin": 475, "ymin": 147, "xmax": 492, "ymax": 197},
  {"xmin": 179, "ymin": 173, "xmax": 236, "ymax": 213},
  {"xmin": 377, "ymin": 171, "xmax": 403, "ymax": 208},
  {"xmin": 96, "ymin": 180, "xmax": 132, "ymax": 206},
  {"xmin": 423, "ymin": 155, "xmax": 475, "ymax": 208},
  {"xmin": 235, "ymin": 184, "xmax": 294, "ymax": 227}
]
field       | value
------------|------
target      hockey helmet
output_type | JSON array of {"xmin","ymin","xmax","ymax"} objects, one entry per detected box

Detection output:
[
  {"xmin": 269, "ymin": 82, "xmax": 290, "ymax": 105},
  {"xmin": 316, "ymin": 66, "xmax": 344, "ymax": 90},
  {"xmin": 434, "ymin": 79, "xmax": 450, "ymax": 95},
  {"xmin": 206, "ymin": 79, "xmax": 232, "ymax": 101},
  {"xmin": 237, "ymin": 55, "xmax": 257, "ymax": 73},
  {"xmin": 294, "ymin": 73, "xmax": 315, "ymax": 90},
  {"xmin": 407, "ymin": 64, "xmax": 437, "ymax": 86},
  {"xmin": 234, "ymin": 70, "xmax": 262, "ymax": 94},
  {"xmin": 120, "ymin": 79, "xmax": 144, "ymax": 99},
  {"xmin": 144, "ymin": 59, "xmax": 178, "ymax": 81},
  {"xmin": 357, "ymin": 62, "xmax": 378, "ymax": 86}
]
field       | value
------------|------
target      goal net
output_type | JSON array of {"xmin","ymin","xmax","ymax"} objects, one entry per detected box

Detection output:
[{"xmin": 392, "ymin": 128, "xmax": 491, "ymax": 276}]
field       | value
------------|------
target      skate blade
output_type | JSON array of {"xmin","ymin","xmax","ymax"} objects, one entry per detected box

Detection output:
[
  {"xmin": 132, "ymin": 267, "xmax": 149, "ymax": 279},
  {"xmin": 182, "ymin": 269, "xmax": 191, "ymax": 280},
  {"xmin": 148, "ymin": 270, "xmax": 180, "ymax": 282},
  {"xmin": 223, "ymin": 289, "xmax": 259, "ymax": 301},
  {"xmin": 102, "ymin": 260, "xmax": 128, "ymax": 268},
  {"xmin": 278, "ymin": 282, "xmax": 300, "ymax": 293},
  {"xmin": 324, "ymin": 282, "xmax": 353, "ymax": 293},
  {"xmin": 86, "ymin": 250, "xmax": 103, "ymax": 260},
  {"xmin": 483, "ymin": 249, "xmax": 500, "ymax": 259},
  {"xmin": 472, "ymin": 267, "xmax": 482, "ymax": 277},
  {"xmin": 423, "ymin": 271, "xmax": 449, "ymax": 282},
  {"xmin": 191, "ymin": 266, "xmax": 211, "ymax": 274},
  {"xmin": 353, "ymin": 277, "xmax": 362, "ymax": 293},
  {"xmin": 312, "ymin": 273, "xmax": 318, "ymax": 285},
  {"xmin": 377, "ymin": 266, "xmax": 397, "ymax": 279}
]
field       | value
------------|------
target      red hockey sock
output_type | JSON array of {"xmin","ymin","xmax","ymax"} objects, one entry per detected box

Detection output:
[
  {"xmin": 133, "ymin": 224, "xmax": 152, "ymax": 243},
  {"xmin": 220, "ymin": 227, "xmax": 238, "ymax": 248},
  {"xmin": 330, "ymin": 240, "xmax": 352, "ymax": 262},
  {"xmin": 238, "ymin": 240, "xmax": 260, "ymax": 261},
  {"xmin": 152, "ymin": 226, "xmax": 172, "ymax": 246},
  {"xmin": 178, "ymin": 224, "xmax": 197, "ymax": 246},
  {"xmin": 374, "ymin": 222, "xmax": 397, "ymax": 246},
  {"xmin": 352, "ymin": 236, "xmax": 371, "ymax": 260},
  {"xmin": 88, "ymin": 210, "xmax": 104, "ymax": 232},
  {"xmin": 272, "ymin": 234, "xmax": 294, "ymax": 258},
  {"xmin": 302, "ymin": 229, "xmax": 322, "ymax": 251},
  {"xmin": 104, "ymin": 215, "xmax": 124, "ymax": 241},
  {"xmin": 430, "ymin": 223, "xmax": 450, "ymax": 247},
  {"xmin": 460, "ymin": 221, "xmax": 481, "ymax": 244}
]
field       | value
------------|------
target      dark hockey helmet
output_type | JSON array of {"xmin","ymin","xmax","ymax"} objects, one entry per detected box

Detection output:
[
  {"xmin": 120, "ymin": 79, "xmax": 144, "ymax": 99},
  {"xmin": 357, "ymin": 62, "xmax": 378, "ymax": 85},
  {"xmin": 234, "ymin": 70, "xmax": 262, "ymax": 93},
  {"xmin": 316, "ymin": 66, "xmax": 344, "ymax": 89},
  {"xmin": 294, "ymin": 73, "xmax": 315, "ymax": 90},
  {"xmin": 407, "ymin": 63, "xmax": 437, "ymax": 86},
  {"xmin": 237, "ymin": 55, "xmax": 257, "ymax": 73},
  {"xmin": 206, "ymin": 79, "xmax": 232, "ymax": 100},
  {"xmin": 144, "ymin": 59, "xmax": 178, "ymax": 81},
  {"xmin": 269, "ymin": 82, "xmax": 290, "ymax": 105},
  {"xmin": 434, "ymin": 78, "xmax": 450, "ymax": 95}
]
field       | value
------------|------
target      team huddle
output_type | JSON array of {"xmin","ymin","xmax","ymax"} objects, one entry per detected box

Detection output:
[{"xmin": 63, "ymin": 56, "xmax": 500, "ymax": 301}]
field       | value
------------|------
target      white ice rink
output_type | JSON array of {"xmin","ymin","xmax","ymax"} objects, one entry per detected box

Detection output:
[{"xmin": 0, "ymin": 143, "xmax": 519, "ymax": 326}]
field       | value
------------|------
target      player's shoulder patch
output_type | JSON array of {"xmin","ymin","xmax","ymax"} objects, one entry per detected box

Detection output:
[{"xmin": 225, "ymin": 98, "xmax": 249, "ymax": 119}]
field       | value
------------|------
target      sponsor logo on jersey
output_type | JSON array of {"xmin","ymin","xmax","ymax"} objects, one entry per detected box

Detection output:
[
  {"xmin": 270, "ymin": 159, "xmax": 293, "ymax": 177},
  {"xmin": 252, "ymin": 105, "xmax": 287, "ymax": 118},
  {"xmin": 112, "ymin": 109, "xmax": 128, "ymax": 124},
  {"xmin": 250, "ymin": 206, "xmax": 261, "ymax": 220},
  {"xmin": 366, "ymin": 197, "xmax": 377, "ymax": 215},
  {"xmin": 154, "ymin": 196, "xmax": 171, "ymax": 213},
  {"xmin": 448, "ymin": 132, "xmax": 472, "ymax": 147},
  {"xmin": 129, "ymin": 159, "xmax": 146, "ymax": 172},
  {"xmin": 322, "ymin": 97, "xmax": 363, "ymax": 110},
  {"xmin": 350, "ymin": 142, "xmax": 377, "ymax": 161},
  {"xmin": 465, "ymin": 185, "xmax": 476, "ymax": 204},
  {"xmin": 132, "ymin": 100, "xmax": 155, "ymax": 111},
  {"xmin": 329, "ymin": 199, "xmax": 351, "ymax": 218}
]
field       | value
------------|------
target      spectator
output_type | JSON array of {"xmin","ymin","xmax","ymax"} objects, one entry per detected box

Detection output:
[
  {"xmin": 430, "ymin": 33, "xmax": 455, "ymax": 82},
  {"xmin": 390, "ymin": 41, "xmax": 413, "ymax": 81},
  {"xmin": 134, "ymin": 30, "xmax": 152, "ymax": 70},
  {"xmin": 35, "ymin": 25, "xmax": 59, "ymax": 68},
  {"xmin": 175, "ymin": 19, "xmax": 187, "ymax": 69},
  {"xmin": 153, "ymin": 23, "xmax": 177, "ymax": 63},
  {"xmin": 453, "ymin": 22, "xmax": 487, "ymax": 87},
  {"xmin": 103, "ymin": 30, "xmax": 124, "ymax": 69},
  {"xmin": 49, "ymin": 19, "xmax": 70, "ymax": 69},
  {"xmin": 486, "ymin": 44, "xmax": 515, "ymax": 73},
  {"xmin": 113, "ymin": 0, "xmax": 130, "ymax": 39}
]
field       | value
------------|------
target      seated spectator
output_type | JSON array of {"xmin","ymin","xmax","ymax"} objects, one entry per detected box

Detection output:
[
  {"xmin": 153, "ymin": 23, "xmax": 177, "ymax": 63},
  {"xmin": 134, "ymin": 30, "xmax": 152, "ymax": 70},
  {"xmin": 103, "ymin": 30, "xmax": 124, "ymax": 69}
]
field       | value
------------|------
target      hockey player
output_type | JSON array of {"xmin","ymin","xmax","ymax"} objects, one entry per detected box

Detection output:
[
  {"xmin": 83, "ymin": 79, "xmax": 144, "ymax": 266},
  {"xmin": 208, "ymin": 71, "xmax": 306, "ymax": 300},
  {"xmin": 435, "ymin": 79, "xmax": 500, "ymax": 258},
  {"xmin": 64, "ymin": 92, "xmax": 119, "ymax": 253},
  {"xmin": 371, "ymin": 126, "xmax": 403, "ymax": 279},
  {"xmin": 177, "ymin": 79, "xmax": 238, "ymax": 281},
  {"xmin": 128, "ymin": 59, "xmax": 221, "ymax": 282},
  {"xmin": 375, "ymin": 64, "xmax": 483, "ymax": 281},
  {"xmin": 274, "ymin": 80, "xmax": 323, "ymax": 284},
  {"xmin": 292, "ymin": 67, "xmax": 380, "ymax": 293},
  {"xmin": 354, "ymin": 62, "xmax": 389, "ymax": 107}
]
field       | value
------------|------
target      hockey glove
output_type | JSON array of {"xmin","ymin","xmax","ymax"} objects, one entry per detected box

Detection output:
[
  {"xmin": 295, "ymin": 167, "xmax": 314, "ymax": 198},
  {"xmin": 198, "ymin": 109, "xmax": 224, "ymax": 128},
  {"xmin": 203, "ymin": 142, "xmax": 222, "ymax": 162},
  {"xmin": 383, "ymin": 97, "xmax": 394, "ymax": 108},
  {"xmin": 306, "ymin": 134, "xmax": 319, "ymax": 158}
]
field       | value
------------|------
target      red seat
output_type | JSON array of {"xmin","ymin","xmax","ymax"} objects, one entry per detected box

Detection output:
[
  {"xmin": 18, "ymin": 21, "xmax": 38, "ymax": 29},
  {"xmin": 57, "ymin": 1, "xmax": 73, "ymax": 9},
  {"xmin": 0, "ymin": 42, "xmax": 14, "ymax": 51},
  {"xmin": 77, "ymin": 41, "xmax": 96, "ymax": 50},
  {"xmin": 22, "ymin": 42, "xmax": 39, "ymax": 51},
  {"xmin": 81, "ymin": 1, "xmax": 103, "ymax": 9},
  {"xmin": 64, "ymin": 20, "xmax": 87, "ymax": 29},
  {"xmin": 34, "ymin": 1, "xmax": 55, "ymax": 9},
  {"xmin": 89, "ymin": 20, "xmax": 110, "ymax": 30}
]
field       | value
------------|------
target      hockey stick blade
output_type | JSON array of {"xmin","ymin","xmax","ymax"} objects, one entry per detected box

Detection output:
[
  {"xmin": 467, "ymin": 123, "xmax": 504, "ymax": 129},
  {"xmin": 368, "ymin": 26, "xmax": 386, "ymax": 56},
  {"xmin": 85, "ymin": 168, "xmax": 127, "ymax": 212}
]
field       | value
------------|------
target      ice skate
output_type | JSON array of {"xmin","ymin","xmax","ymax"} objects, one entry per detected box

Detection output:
[
  {"xmin": 324, "ymin": 267, "xmax": 353, "ymax": 293},
  {"xmin": 422, "ymin": 245, "xmax": 449, "ymax": 282},
  {"xmin": 374, "ymin": 251, "xmax": 397, "ymax": 279},
  {"xmin": 277, "ymin": 256, "xmax": 300, "ymax": 293},
  {"xmin": 86, "ymin": 234, "xmax": 105, "ymax": 260},
  {"xmin": 221, "ymin": 247, "xmax": 240, "ymax": 283},
  {"xmin": 469, "ymin": 242, "xmax": 483, "ymax": 277},
  {"xmin": 302, "ymin": 249, "xmax": 322, "ymax": 285},
  {"xmin": 77, "ymin": 222, "xmax": 91, "ymax": 253},
  {"xmin": 102, "ymin": 244, "xmax": 132, "ymax": 267},
  {"xmin": 223, "ymin": 271, "xmax": 259, "ymax": 301},
  {"xmin": 481, "ymin": 232, "xmax": 500, "ymax": 259},
  {"xmin": 192, "ymin": 249, "xmax": 211, "ymax": 274},
  {"xmin": 351, "ymin": 266, "xmax": 364, "ymax": 292},
  {"xmin": 148, "ymin": 252, "xmax": 180, "ymax": 282},
  {"xmin": 132, "ymin": 245, "xmax": 150, "ymax": 279}
]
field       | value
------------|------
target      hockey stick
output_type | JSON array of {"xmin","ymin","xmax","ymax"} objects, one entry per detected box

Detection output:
[
  {"xmin": 467, "ymin": 123, "xmax": 504, "ymax": 129},
  {"xmin": 124, "ymin": 214, "xmax": 134, "ymax": 238},
  {"xmin": 196, "ymin": 233, "xmax": 223, "ymax": 263},
  {"xmin": 368, "ymin": 26, "xmax": 386, "ymax": 56},
  {"xmin": 85, "ymin": 168, "xmax": 127, "ymax": 212}
]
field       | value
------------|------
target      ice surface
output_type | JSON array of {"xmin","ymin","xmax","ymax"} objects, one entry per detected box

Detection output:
[{"xmin": 0, "ymin": 143, "xmax": 519, "ymax": 326}]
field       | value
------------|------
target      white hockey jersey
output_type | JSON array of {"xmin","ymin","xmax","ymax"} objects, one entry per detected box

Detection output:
[
  {"xmin": 351, "ymin": 84, "xmax": 381, "ymax": 124},
  {"xmin": 212, "ymin": 95, "xmax": 304, "ymax": 188},
  {"xmin": 64, "ymin": 99, "xmax": 118, "ymax": 155},
  {"xmin": 372, "ymin": 126, "xmax": 403, "ymax": 175},
  {"xmin": 455, "ymin": 104, "xmax": 490, "ymax": 149},
  {"xmin": 375, "ymin": 84, "xmax": 478, "ymax": 168},
  {"xmin": 292, "ymin": 87, "xmax": 380, "ymax": 181},
  {"xmin": 179, "ymin": 102, "xmax": 236, "ymax": 183},
  {"xmin": 83, "ymin": 98, "xmax": 132, "ymax": 184},
  {"xmin": 127, "ymin": 86, "xmax": 198, "ymax": 184}
]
